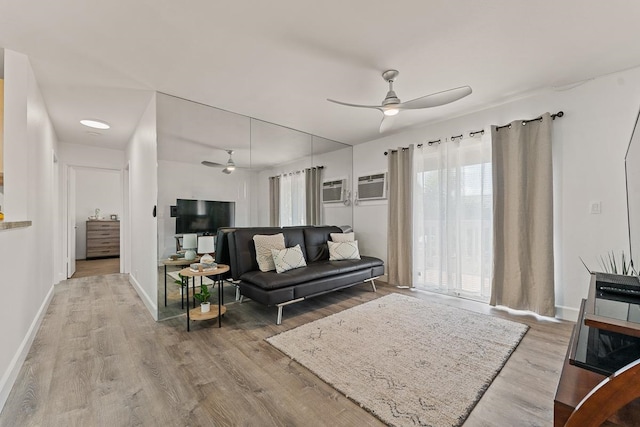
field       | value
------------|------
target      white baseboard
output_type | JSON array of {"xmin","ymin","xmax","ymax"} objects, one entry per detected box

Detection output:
[
  {"xmin": 555, "ymin": 305, "xmax": 579, "ymax": 322},
  {"xmin": 128, "ymin": 274, "xmax": 158, "ymax": 321},
  {"xmin": 0, "ymin": 284, "xmax": 55, "ymax": 413}
]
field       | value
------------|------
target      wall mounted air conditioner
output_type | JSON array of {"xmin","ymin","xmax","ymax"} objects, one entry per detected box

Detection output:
[
  {"xmin": 322, "ymin": 179, "xmax": 347, "ymax": 203},
  {"xmin": 357, "ymin": 173, "xmax": 387, "ymax": 201}
]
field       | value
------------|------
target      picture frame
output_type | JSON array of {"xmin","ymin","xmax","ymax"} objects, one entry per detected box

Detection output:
[{"xmin": 110, "ymin": 214, "xmax": 118, "ymax": 220}]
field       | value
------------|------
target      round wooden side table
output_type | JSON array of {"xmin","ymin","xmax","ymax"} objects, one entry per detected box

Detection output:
[{"xmin": 179, "ymin": 264, "xmax": 230, "ymax": 331}]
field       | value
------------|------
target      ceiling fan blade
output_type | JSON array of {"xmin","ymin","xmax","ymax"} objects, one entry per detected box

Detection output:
[
  {"xmin": 399, "ymin": 86, "xmax": 472, "ymax": 110},
  {"xmin": 201, "ymin": 160, "xmax": 223, "ymax": 167},
  {"xmin": 379, "ymin": 114, "xmax": 396, "ymax": 133},
  {"xmin": 221, "ymin": 168, "xmax": 232, "ymax": 174},
  {"xmin": 327, "ymin": 99, "xmax": 383, "ymax": 110}
]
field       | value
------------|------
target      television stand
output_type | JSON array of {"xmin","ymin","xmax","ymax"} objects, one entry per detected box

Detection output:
[{"xmin": 554, "ymin": 273, "xmax": 640, "ymax": 425}]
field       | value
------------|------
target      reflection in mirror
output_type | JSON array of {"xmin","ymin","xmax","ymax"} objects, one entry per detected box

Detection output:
[
  {"xmin": 254, "ymin": 119, "xmax": 313, "ymax": 227},
  {"xmin": 0, "ymin": 48, "xmax": 4, "ymax": 217},
  {"xmin": 254, "ymin": 125, "xmax": 353, "ymax": 228},
  {"xmin": 156, "ymin": 93, "xmax": 252, "ymax": 320},
  {"xmin": 312, "ymin": 135, "xmax": 353, "ymax": 227},
  {"xmin": 155, "ymin": 93, "xmax": 353, "ymax": 320},
  {"xmin": 626, "ymin": 107, "xmax": 640, "ymax": 269}
]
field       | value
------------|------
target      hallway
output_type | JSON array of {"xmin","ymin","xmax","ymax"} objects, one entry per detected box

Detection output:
[{"xmin": 71, "ymin": 258, "xmax": 120, "ymax": 279}]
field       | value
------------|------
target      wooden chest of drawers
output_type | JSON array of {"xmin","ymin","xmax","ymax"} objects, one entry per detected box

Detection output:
[{"xmin": 86, "ymin": 220, "xmax": 120, "ymax": 259}]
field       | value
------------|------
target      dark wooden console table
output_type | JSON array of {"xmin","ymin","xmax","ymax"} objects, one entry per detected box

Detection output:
[
  {"xmin": 554, "ymin": 274, "xmax": 640, "ymax": 426},
  {"xmin": 555, "ymin": 300, "xmax": 609, "ymax": 425}
]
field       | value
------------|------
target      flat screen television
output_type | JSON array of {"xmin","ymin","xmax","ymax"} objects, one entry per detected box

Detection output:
[
  {"xmin": 627, "ymin": 107, "xmax": 640, "ymax": 272},
  {"xmin": 175, "ymin": 199, "xmax": 235, "ymax": 235}
]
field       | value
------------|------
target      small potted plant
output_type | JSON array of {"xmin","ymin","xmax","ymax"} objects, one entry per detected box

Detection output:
[
  {"xmin": 580, "ymin": 251, "xmax": 637, "ymax": 276},
  {"xmin": 194, "ymin": 284, "xmax": 211, "ymax": 313},
  {"xmin": 174, "ymin": 273, "xmax": 186, "ymax": 295}
]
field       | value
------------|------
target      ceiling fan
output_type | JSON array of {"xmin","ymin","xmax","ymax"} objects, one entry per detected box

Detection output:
[
  {"xmin": 201, "ymin": 149, "xmax": 236, "ymax": 174},
  {"xmin": 327, "ymin": 70, "xmax": 472, "ymax": 133}
]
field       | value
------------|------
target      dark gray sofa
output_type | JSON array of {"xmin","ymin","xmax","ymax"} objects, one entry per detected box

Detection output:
[{"xmin": 224, "ymin": 225, "xmax": 384, "ymax": 324}]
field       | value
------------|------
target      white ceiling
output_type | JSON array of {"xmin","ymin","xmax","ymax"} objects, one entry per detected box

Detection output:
[{"xmin": 2, "ymin": 0, "xmax": 640, "ymax": 150}]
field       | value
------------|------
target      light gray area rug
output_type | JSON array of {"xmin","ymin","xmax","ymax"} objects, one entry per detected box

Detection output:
[{"xmin": 266, "ymin": 293, "xmax": 528, "ymax": 427}]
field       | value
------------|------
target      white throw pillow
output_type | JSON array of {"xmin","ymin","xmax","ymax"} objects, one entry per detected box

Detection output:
[
  {"xmin": 328, "ymin": 240, "xmax": 361, "ymax": 260},
  {"xmin": 271, "ymin": 244, "xmax": 307, "ymax": 273},
  {"xmin": 253, "ymin": 233, "xmax": 286, "ymax": 272},
  {"xmin": 330, "ymin": 232, "xmax": 355, "ymax": 242}
]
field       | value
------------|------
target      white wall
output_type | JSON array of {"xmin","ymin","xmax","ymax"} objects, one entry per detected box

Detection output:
[
  {"xmin": 315, "ymin": 146, "xmax": 353, "ymax": 227},
  {"xmin": 351, "ymin": 155, "xmax": 389, "ymax": 273},
  {"xmin": 126, "ymin": 94, "xmax": 158, "ymax": 319},
  {"xmin": 353, "ymin": 66, "xmax": 640, "ymax": 320},
  {"xmin": 74, "ymin": 168, "xmax": 122, "ymax": 259},
  {"xmin": 58, "ymin": 142, "xmax": 125, "ymax": 169},
  {"xmin": 0, "ymin": 50, "xmax": 58, "ymax": 411},
  {"xmin": 157, "ymin": 159, "xmax": 253, "ymax": 259}
]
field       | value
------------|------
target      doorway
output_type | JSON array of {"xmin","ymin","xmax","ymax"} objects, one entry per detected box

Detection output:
[
  {"xmin": 73, "ymin": 258, "xmax": 120, "ymax": 278},
  {"xmin": 66, "ymin": 165, "xmax": 124, "ymax": 279}
]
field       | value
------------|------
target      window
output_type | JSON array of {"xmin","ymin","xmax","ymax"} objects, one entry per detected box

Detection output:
[
  {"xmin": 413, "ymin": 134, "xmax": 492, "ymax": 301},
  {"xmin": 279, "ymin": 171, "xmax": 305, "ymax": 226}
]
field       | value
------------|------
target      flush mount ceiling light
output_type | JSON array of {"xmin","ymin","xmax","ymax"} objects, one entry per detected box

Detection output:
[{"xmin": 80, "ymin": 119, "xmax": 110, "ymax": 130}]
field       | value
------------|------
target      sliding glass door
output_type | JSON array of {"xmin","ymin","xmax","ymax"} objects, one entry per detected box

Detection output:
[{"xmin": 413, "ymin": 134, "xmax": 492, "ymax": 302}]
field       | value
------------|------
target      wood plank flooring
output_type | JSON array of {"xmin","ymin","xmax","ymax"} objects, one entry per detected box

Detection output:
[
  {"xmin": 71, "ymin": 258, "xmax": 120, "ymax": 278},
  {"xmin": 0, "ymin": 274, "xmax": 574, "ymax": 426}
]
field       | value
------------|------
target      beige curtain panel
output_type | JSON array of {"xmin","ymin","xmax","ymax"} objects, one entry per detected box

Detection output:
[
  {"xmin": 269, "ymin": 175, "xmax": 281, "ymax": 227},
  {"xmin": 490, "ymin": 113, "xmax": 555, "ymax": 316},
  {"xmin": 305, "ymin": 167, "xmax": 322, "ymax": 225},
  {"xmin": 387, "ymin": 145, "xmax": 414, "ymax": 287}
]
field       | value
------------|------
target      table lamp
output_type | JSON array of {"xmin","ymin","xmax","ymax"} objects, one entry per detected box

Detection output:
[
  {"xmin": 198, "ymin": 235, "xmax": 216, "ymax": 266},
  {"xmin": 182, "ymin": 233, "xmax": 198, "ymax": 260}
]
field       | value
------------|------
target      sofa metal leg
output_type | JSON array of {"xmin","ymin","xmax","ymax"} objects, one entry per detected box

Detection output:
[
  {"xmin": 277, "ymin": 306, "xmax": 283, "ymax": 325},
  {"xmin": 239, "ymin": 295, "xmax": 244, "ymax": 304},
  {"xmin": 366, "ymin": 278, "xmax": 377, "ymax": 292},
  {"xmin": 235, "ymin": 286, "xmax": 240, "ymax": 301},
  {"xmin": 274, "ymin": 298, "xmax": 304, "ymax": 325}
]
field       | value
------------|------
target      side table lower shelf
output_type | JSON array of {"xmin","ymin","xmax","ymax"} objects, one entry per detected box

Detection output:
[
  {"xmin": 179, "ymin": 264, "xmax": 230, "ymax": 331},
  {"xmin": 189, "ymin": 305, "xmax": 227, "ymax": 321}
]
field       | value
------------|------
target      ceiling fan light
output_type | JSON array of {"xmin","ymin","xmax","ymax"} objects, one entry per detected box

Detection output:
[
  {"xmin": 224, "ymin": 149, "xmax": 236, "ymax": 171},
  {"xmin": 384, "ymin": 108, "xmax": 399, "ymax": 116}
]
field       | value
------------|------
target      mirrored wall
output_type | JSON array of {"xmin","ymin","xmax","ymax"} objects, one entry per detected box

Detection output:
[{"xmin": 156, "ymin": 93, "xmax": 353, "ymax": 319}]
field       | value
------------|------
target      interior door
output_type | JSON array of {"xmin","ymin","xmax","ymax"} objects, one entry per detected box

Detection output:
[{"xmin": 67, "ymin": 167, "xmax": 76, "ymax": 278}]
